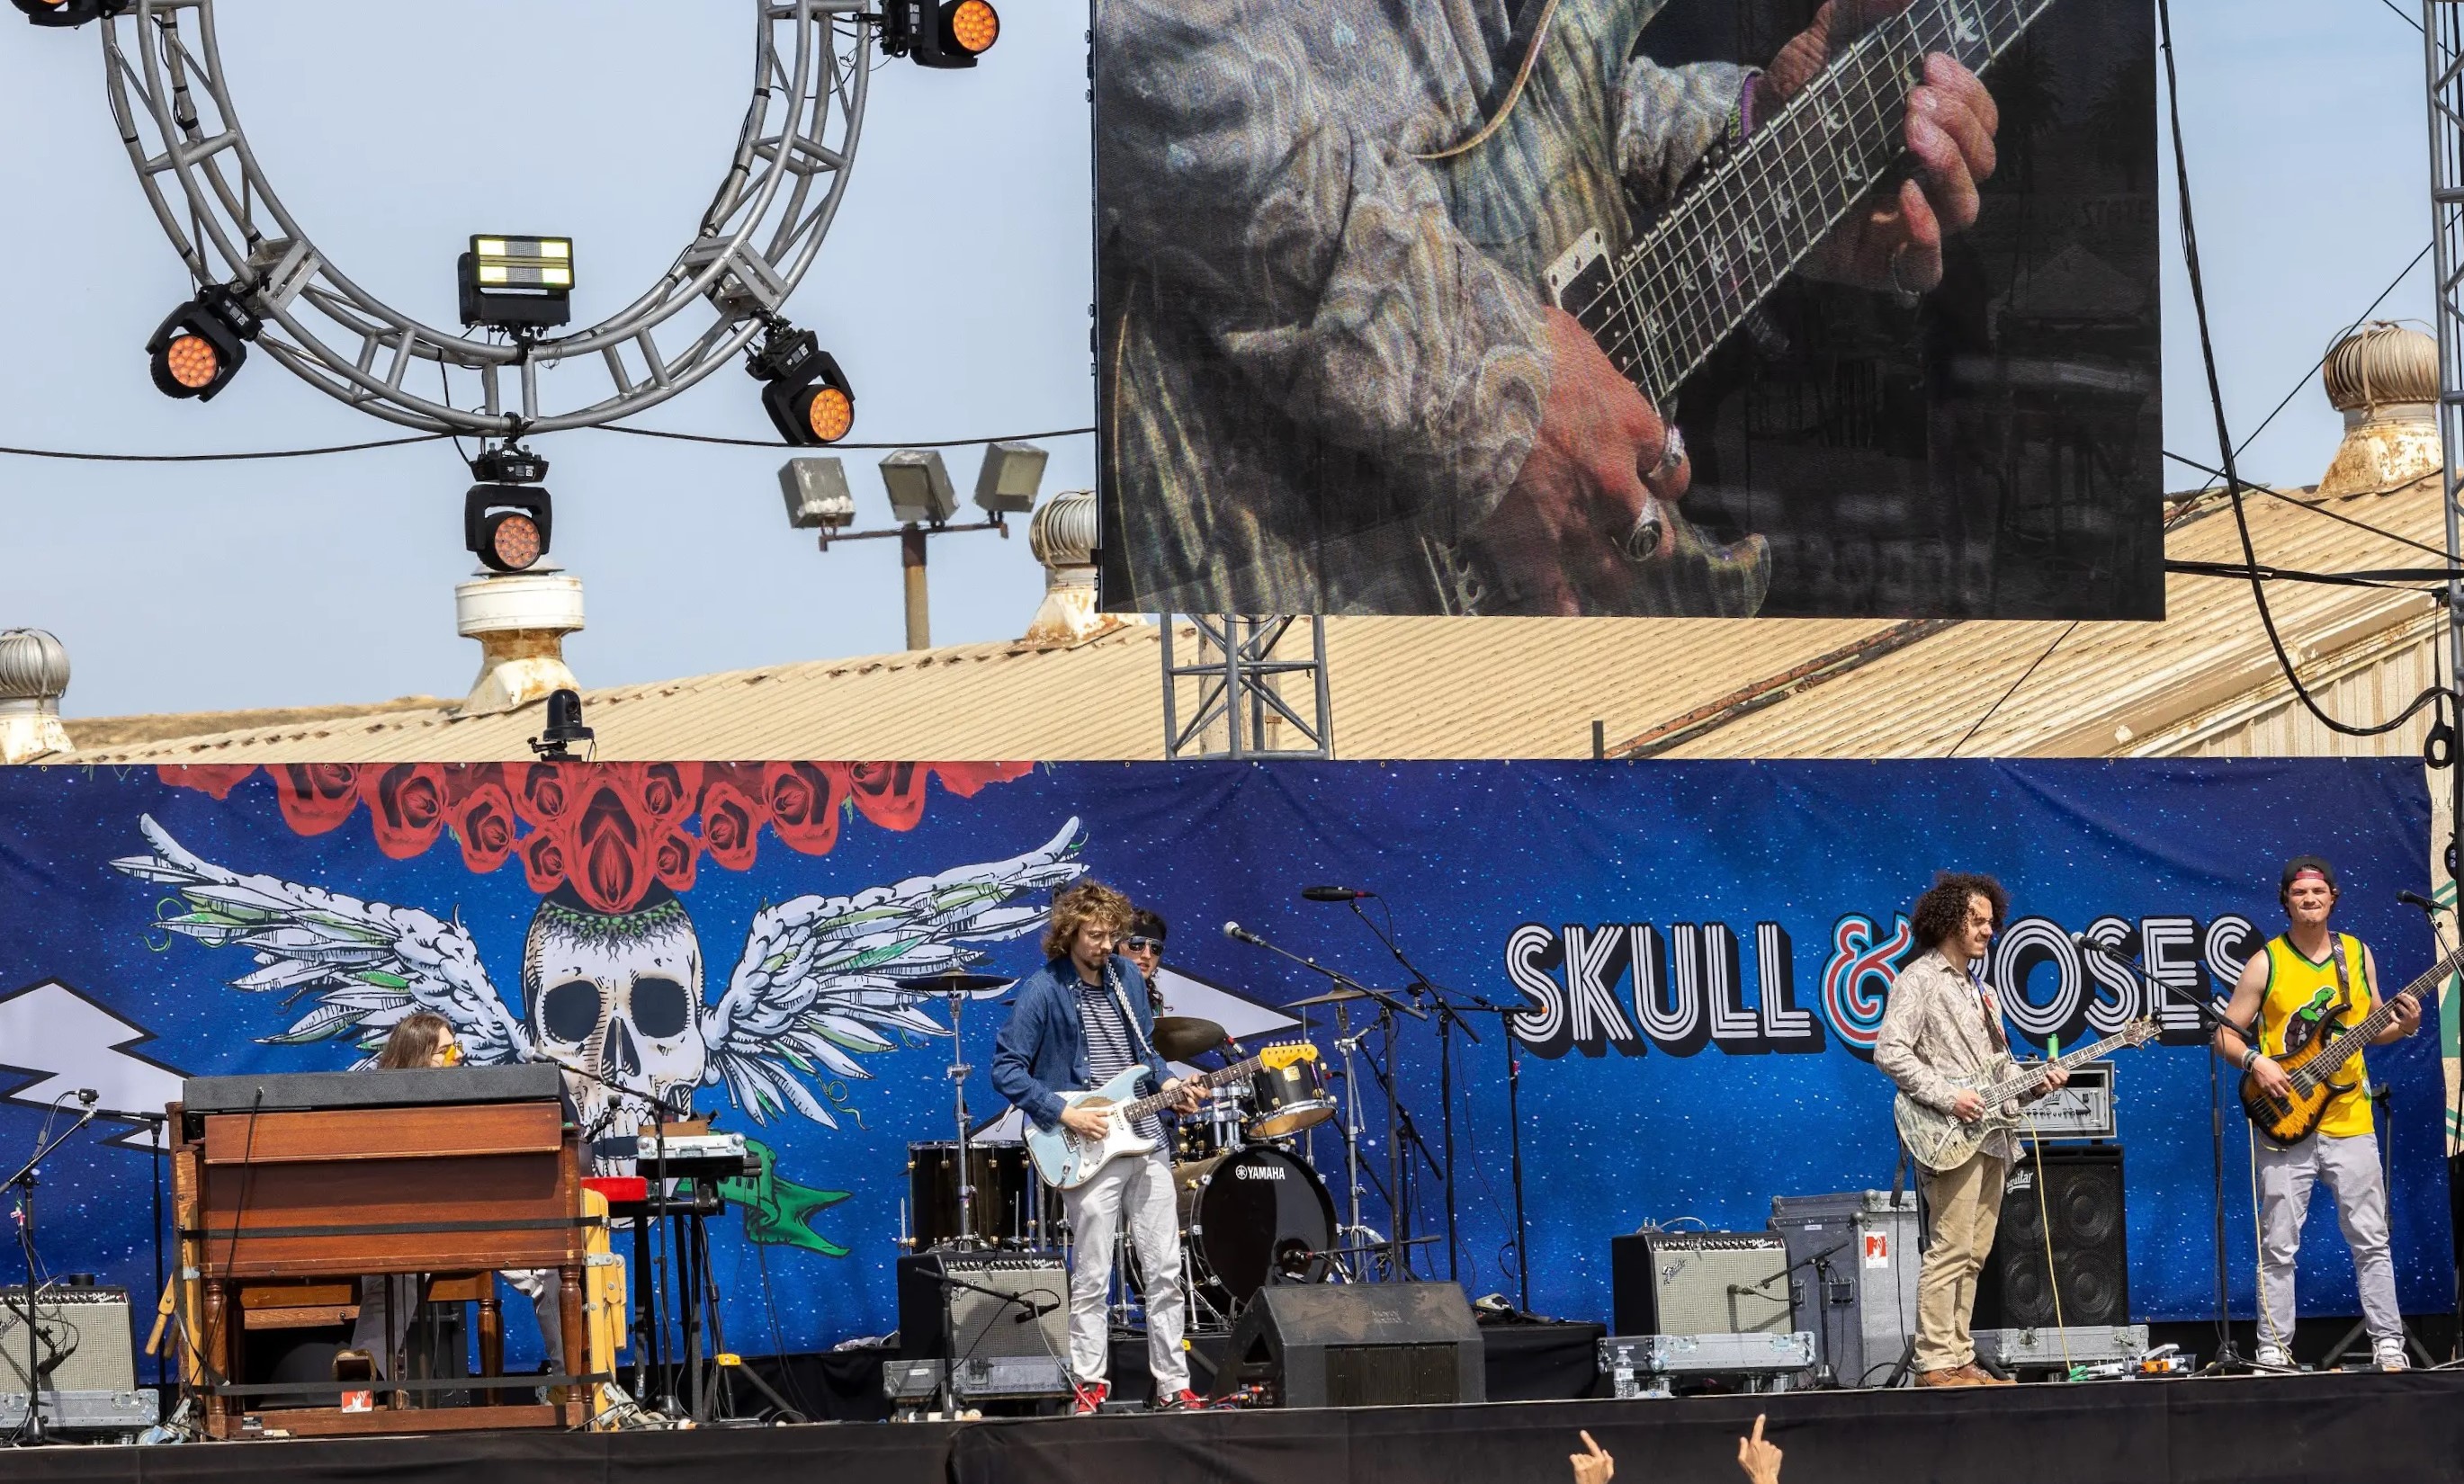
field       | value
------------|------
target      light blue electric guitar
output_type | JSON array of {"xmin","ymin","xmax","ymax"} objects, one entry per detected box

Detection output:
[{"xmin": 1024, "ymin": 1042, "xmax": 1318, "ymax": 1190}]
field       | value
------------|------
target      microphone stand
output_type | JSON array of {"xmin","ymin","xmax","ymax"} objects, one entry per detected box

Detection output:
[
  {"xmin": 531, "ymin": 1053, "xmax": 699, "ymax": 1417},
  {"xmin": 2395, "ymin": 891, "xmax": 2463, "ymax": 1365},
  {"xmin": 1345, "ymin": 898, "xmax": 1488, "ymax": 1285},
  {"xmin": 90, "ymin": 1108, "xmax": 172, "ymax": 1399},
  {"xmin": 6, "ymin": 1098, "xmax": 101, "ymax": 1445},
  {"xmin": 2076, "ymin": 935, "xmax": 2258, "ymax": 1374},
  {"xmin": 1227, "ymin": 924, "xmax": 1428, "ymax": 1276}
]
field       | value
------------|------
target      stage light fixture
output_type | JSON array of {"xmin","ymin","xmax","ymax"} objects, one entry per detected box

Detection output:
[
  {"xmin": 779, "ymin": 457, "xmax": 857, "ymax": 532},
  {"xmin": 972, "ymin": 440, "xmax": 1048, "ymax": 515},
  {"xmin": 881, "ymin": 449, "xmax": 960, "ymax": 526},
  {"xmin": 145, "ymin": 283, "xmax": 261, "ymax": 403},
  {"xmin": 464, "ymin": 444, "xmax": 555, "ymax": 575},
  {"xmin": 748, "ymin": 322, "xmax": 856, "ymax": 446},
  {"xmin": 458, "ymin": 235, "xmax": 574, "ymax": 331},
  {"xmin": 881, "ymin": 0, "xmax": 998, "ymax": 67},
  {"xmin": 13, "ymin": 0, "xmax": 126, "ymax": 28}
]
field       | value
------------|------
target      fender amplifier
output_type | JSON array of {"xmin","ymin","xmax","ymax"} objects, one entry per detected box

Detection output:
[
  {"xmin": 1, "ymin": 1285, "xmax": 137, "ymax": 1394},
  {"xmin": 895, "ymin": 1252, "xmax": 1070, "ymax": 1399},
  {"xmin": 1610, "ymin": 1231, "xmax": 1794, "ymax": 1337}
]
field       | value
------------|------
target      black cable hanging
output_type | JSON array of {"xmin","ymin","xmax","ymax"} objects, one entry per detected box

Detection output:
[{"xmin": 2158, "ymin": 0, "xmax": 2451, "ymax": 740}]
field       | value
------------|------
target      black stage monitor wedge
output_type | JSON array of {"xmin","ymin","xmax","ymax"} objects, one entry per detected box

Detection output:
[
  {"xmin": 1974, "ymin": 1145, "xmax": 2129, "ymax": 1329},
  {"xmin": 180, "ymin": 1064, "xmax": 563, "ymax": 1117},
  {"xmin": 1208, "ymin": 1282, "xmax": 1483, "ymax": 1408}
]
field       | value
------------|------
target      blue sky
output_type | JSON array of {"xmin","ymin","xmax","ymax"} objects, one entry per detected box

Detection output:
[{"xmin": 0, "ymin": 1, "xmax": 2435, "ymax": 720}]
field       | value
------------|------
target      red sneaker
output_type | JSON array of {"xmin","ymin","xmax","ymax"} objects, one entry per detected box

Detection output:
[
  {"xmin": 1071, "ymin": 1381, "xmax": 1109, "ymax": 1416},
  {"xmin": 1151, "ymin": 1389, "xmax": 1207, "ymax": 1413}
]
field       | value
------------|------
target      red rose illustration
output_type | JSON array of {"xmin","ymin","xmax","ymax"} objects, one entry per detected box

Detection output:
[
  {"xmin": 697, "ymin": 777, "xmax": 764, "ymax": 872},
  {"xmin": 519, "ymin": 822, "xmax": 571, "ymax": 897},
  {"xmin": 637, "ymin": 763, "xmax": 703, "ymax": 826},
  {"xmin": 156, "ymin": 764, "xmax": 259, "ymax": 800},
  {"xmin": 653, "ymin": 825, "xmax": 700, "ymax": 894},
  {"xmin": 514, "ymin": 764, "xmax": 578, "ymax": 827},
  {"xmin": 449, "ymin": 776, "xmax": 520, "ymax": 874},
  {"xmin": 362, "ymin": 764, "xmax": 448, "ymax": 860},
  {"xmin": 271, "ymin": 764, "xmax": 363, "ymax": 836},
  {"xmin": 568, "ymin": 780, "xmax": 649, "ymax": 914},
  {"xmin": 847, "ymin": 761, "xmax": 927, "ymax": 831},
  {"xmin": 763, "ymin": 762, "xmax": 848, "ymax": 854},
  {"xmin": 931, "ymin": 762, "xmax": 1034, "ymax": 798}
]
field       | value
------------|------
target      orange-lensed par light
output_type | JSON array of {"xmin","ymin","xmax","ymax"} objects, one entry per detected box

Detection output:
[{"xmin": 146, "ymin": 285, "xmax": 259, "ymax": 402}]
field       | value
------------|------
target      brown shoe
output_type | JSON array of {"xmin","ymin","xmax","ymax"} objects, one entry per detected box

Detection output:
[
  {"xmin": 1954, "ymin": 1363, "xmax": 2014, "ymax": 1386},
  {"xmin": 1915, "ymin": 1367, "xmax": 1983, "ymax": 1387}
]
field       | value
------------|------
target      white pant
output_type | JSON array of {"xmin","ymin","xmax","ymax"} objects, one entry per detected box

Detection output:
[
  {"xmin": 351, "ymin": 1271, "xmax": 563, "ymax": 1380},
  {"xmin": 2256, "ymin": 1131, "xmax": 2402, "ymax": 1347},
  {"xmin": 1062, "ymin": 1151, "xmax": 1187, "ymax": 1391}
]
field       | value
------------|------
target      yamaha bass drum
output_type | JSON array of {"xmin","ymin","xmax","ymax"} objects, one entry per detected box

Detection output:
[{"xmin": 1174, "ymin": 1145, "xmax": 1337, "ymax": 1306}]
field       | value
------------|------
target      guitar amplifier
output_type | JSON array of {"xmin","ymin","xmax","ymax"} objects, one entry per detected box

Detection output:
[
  {"xmin": 1610, "ymin": 1231, "xmax": 1794, "ymax": 1337},
  {"xmin": 1, "ymin": 1285, "xmax": 138, "ymax": 1395},
  {"xmin": 895, "ymin": 1251, "xmax": 1070, "ymax": 1388}
]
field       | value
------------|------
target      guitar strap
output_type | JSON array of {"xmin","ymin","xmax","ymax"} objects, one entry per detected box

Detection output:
[{"xmin": 2326, "ymin": 933, "xmax": 2356, "ymax": 1021}]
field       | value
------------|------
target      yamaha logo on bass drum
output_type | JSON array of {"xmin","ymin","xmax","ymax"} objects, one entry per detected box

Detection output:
[{"xmin": 1235, "ymin": 1161, "xmax": 1287, "ymax": 1180}]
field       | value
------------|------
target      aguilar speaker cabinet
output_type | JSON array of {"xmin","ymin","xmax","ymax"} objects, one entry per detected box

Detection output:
[
  {"xmin": 1208, "ymin": 1283, "xmax": 1483, "ymax": 1408},
  {"xmin": 1974, "ymin": 1145, "xmax": 2128, "ymax": 1329}
]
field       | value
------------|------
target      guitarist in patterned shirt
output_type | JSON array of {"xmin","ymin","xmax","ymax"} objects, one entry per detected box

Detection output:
[{"xmin": 2211, "ymin": 855, "xmax": 2421, "ymax": 1372}]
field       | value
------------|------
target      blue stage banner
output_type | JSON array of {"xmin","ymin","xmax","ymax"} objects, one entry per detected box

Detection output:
[{"xmin": 0, "ymin": 759, "xmax": 2446, "ymax": 1366}]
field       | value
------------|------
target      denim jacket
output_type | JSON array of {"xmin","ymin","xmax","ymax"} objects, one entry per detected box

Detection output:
[{"xmin": 990, "ymin": 953, "xmax": 1172, "ymax": 1131}]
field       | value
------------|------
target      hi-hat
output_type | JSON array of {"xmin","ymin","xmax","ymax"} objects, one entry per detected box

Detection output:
[
  {"xmin": 1152, "ymin": 1015, "xmax": 1229, "ymax": 1060},
  {"xmin": 894, "ymin": 970, "xmax": 1014, "ymax": 995}
]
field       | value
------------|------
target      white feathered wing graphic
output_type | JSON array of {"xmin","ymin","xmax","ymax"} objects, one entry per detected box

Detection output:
[{"xmin": 112, "ymin": 813, "xmax": 1089, "ymax": 1130}]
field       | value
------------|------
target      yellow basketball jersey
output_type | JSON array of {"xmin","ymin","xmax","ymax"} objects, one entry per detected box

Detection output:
[{"xmin": 2257, "ymin": 933, "xmax": 2376, "ymax": 1138}]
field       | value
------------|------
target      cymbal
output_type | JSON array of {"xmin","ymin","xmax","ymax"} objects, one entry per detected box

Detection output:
[
  {"xmin": 1151, "ymin": 1015, "xmax": 1229, "ymax": 1060},
  {"xmin": 894, "ymin": 970, "xmax": 1015, "ymax": 995},
  {"xmin": 1285, "ymin": 987, "xmax": 1369, "ymax": 1010}
]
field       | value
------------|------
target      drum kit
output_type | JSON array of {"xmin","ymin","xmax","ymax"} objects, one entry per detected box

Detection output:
[{"xmin": 894, "ymin": 972, "xmax": 1362, "ymax": 1333}]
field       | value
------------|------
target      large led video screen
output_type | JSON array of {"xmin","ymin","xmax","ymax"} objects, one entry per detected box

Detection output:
[{"xmin": 1095, "ymin": 0, "xmax": 2161, "ymax": 620}]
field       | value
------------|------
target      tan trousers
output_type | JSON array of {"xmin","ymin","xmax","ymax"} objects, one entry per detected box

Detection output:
[{"xmin": 1915, "ymin": 1150, "xmax": 2007, "ymax": 1373}]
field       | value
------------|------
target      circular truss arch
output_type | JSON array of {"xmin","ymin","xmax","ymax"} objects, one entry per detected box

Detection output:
[{"xmin": 101, "ymin": 0, "xmax": 872, "ymax": 435}]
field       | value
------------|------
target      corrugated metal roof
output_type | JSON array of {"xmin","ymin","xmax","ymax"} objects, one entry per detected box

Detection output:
[
  {"xmin": 58, "ymin": 477, "xmax": 2444, "ymax": 765},
  {"xmin": 1650, "ymin": 477, "xmax": 2446, "ymax": 758}
]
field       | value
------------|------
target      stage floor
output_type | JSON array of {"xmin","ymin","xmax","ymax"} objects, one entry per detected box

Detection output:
[{"xmin": 11, "ymin": 1371, "xmax": 2464, "ymax": 1484}]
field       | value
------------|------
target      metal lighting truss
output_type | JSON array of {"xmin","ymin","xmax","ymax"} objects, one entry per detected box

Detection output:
[
  {"xmin": 2431, "ymin": 2, "xmax": 2464, "ymax": 709},
  {"xmin": 1160, "ymin": 615, "xmax": 1333, "ymax": 759},
  {"xmin": 99, "ymin": 0, "xmax": 869, "ymax": 434}
]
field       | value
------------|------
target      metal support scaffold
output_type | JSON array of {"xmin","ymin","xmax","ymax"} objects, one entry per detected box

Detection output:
[
  {"xmin": 1160, "ymin": 616, "xmax": 1333, "ymax": 759},
  {"xmin": 2427, "ymin": 3, "xmax": 2464, "ymax": 809}
]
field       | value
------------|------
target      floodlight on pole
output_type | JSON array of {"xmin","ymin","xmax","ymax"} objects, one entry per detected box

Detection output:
[
  {"xmin": 972, "ymin": 440, "xmax": 1049, "ymax": 515},
  {"xmin": 880, "ymin": 449, "xmax": 960, "ymax": 526},
  {"xmin": 780, "ymin": 443, "xmax": 1048, "ymax": 649},
  {"xmin": 779, "ymin": 457, "xmax": 857, "ymax": 532}
]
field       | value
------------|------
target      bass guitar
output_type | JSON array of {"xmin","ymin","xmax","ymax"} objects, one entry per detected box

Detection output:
[
  {"xmin": 1025, "ymin": 1041, "xmax": 1317, "ymax": 1191},
  {"xmin": 2240, "ymin": 943, "xmax": 2463, "ymax": 1145},
  {"xmin": 1895, "ymin": 1016, "xmax": 2158, "ymax": 1172}
]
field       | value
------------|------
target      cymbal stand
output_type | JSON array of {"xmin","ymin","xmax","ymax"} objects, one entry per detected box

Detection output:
[
  {"xmin": 1348, "ymin": 1004, "xmax": 1445, "ymax": 1281},
  {"xmin": 1345, "ymin": 898, "xmax": 1487, "ymax": 1284},
  {"xmin": 944, "ymin": 988, "xmax": 983, "ymax": 1251},
  {"xmin": 1331, "ymin": 1003, "xmax": 1383, "ymax": 1276}
]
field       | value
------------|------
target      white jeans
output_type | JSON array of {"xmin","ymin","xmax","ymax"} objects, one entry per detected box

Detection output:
[
  {"xmin": 1062, "ymin": 1150, "xmax": 1187, "ymax": 1391},
  {"xmin": 2255, "ymin": 1131, "xmax": 2402, "ymax": 1347}
]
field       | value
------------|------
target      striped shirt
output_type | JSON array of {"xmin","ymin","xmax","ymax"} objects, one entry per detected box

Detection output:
[{"xmin": 1077, "ymin": 972, "xmax": 1162, "ymax": 1141}]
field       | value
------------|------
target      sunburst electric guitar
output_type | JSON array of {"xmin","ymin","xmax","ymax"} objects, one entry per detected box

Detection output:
[
  {"xmin": 1894, "ymin": 1017, "xmax": 2159, "ymax": 1172},
  {"xmin": 1024, "ymin": 1041, "xmax": 1318, "ymax": 1191},
  {"xmin": 2240, "ymin": 944, "xmax": 2464, "ymax": 1145}
]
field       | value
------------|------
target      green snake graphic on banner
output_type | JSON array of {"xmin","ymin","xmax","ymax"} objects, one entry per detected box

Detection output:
[{"xmin": 717, "ymin": 1138, "xmax": 853, "ymax": 1257}]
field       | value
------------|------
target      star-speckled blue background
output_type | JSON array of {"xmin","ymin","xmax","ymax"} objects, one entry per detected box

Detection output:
[{"xmin": 0, "ymin": 758, "xmax": 2448, "ymax": 1366}]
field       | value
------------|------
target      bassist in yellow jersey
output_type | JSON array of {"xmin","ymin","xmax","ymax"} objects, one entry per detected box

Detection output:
[{"xmin": 2212, "ymin": 855, "xmax": 2422, "ymax": 1372}]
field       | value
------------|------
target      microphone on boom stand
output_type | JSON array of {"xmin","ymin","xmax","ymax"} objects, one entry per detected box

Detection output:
[
  {"xmin": 2397, "ymin": 889, "xmax": 2440, "ymax": 915},
  {"xmin": 1301, "ymin": 886, "xmax": 1376, "ymax": 901}
]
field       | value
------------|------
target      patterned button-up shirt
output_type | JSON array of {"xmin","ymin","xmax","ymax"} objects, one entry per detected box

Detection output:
[
  {"xmin": 1098, "ymin": 0, "xmax": 1765, "ymax": 616},
  {"xmin": 1877, "ymin": 946, "xmax": 2019, "ymax": 1162}
]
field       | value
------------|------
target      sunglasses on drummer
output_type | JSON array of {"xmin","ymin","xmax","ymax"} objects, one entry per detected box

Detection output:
[{"xmin": 1124, "ymin": 935, "xmax": 1164, "ymax": 952}]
